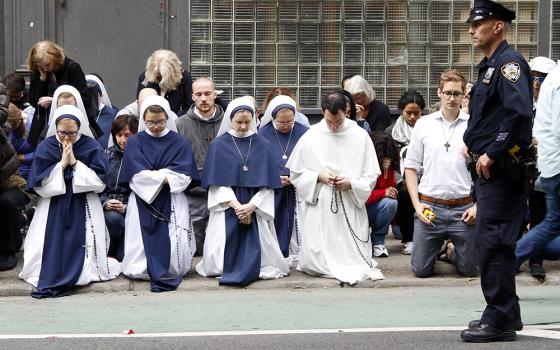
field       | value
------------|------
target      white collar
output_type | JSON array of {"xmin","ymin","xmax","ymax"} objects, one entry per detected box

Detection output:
[
  {"xmin": 228, "ymin": 129, "xmax": 254, "ymax": 138},
  {"xmin": 194, "ymin": 106, "xmax": 216, "ymax": 120},
  {"xmin": 436, "ymin": 109, "xmax": 468, "ymax": 123},
  {"xmin": 145, "ymin": 128, "xmax": 170, "ymax": 138}
]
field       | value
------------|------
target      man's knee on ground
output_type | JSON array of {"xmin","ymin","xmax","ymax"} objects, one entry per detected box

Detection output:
[
  {"xmin": 456, "ymin": 264, "xmax": 478, "ymax": 277},
  {"xmin": 411, "ymin": 262, "xmax": 434, "ymax": 278}
]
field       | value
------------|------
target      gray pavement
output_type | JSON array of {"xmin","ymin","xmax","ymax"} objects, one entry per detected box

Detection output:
[{"xmin": 1, "ymin": 234, "xmax": 559, "ymax": 296}]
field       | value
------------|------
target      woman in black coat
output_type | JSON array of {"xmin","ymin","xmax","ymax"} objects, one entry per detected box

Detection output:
[
  {"xmin": 26, "ymin": 40, "xmax": 101, "ymax": 146},
  {"xmin": 343, "ymin": 75, "xmax": 392, "ymax": 133}
]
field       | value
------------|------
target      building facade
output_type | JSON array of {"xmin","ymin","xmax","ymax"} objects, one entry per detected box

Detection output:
[{"xmin": 2, "ymin": 0, "xmax": 559, "ymax": 111}]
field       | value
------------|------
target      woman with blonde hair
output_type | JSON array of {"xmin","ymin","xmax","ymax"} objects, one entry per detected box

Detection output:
[
  {"xmin": 26, "ymin": 40, "xmax": 101, "ymax": 147},
  {"xmin": 343, "ymin": 75, "xmax": 391, "ymax": 133},
  {"xmin": 137, "ymin": 49, "xmax": 193, "ymax": 115}
]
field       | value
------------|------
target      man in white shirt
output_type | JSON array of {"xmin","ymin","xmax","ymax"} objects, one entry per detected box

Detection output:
[
  {"xmin": 515, "ymin": 65, "xmax": 560, "ymax": 269},
  {"xmin": 404, "ymin": 69, "xmax": 478, "ymax": 278}
]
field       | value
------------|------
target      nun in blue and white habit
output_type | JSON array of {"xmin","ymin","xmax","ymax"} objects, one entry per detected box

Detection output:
[
  {"xmin": 19, "ymin": 105, "xmax": 121, "ymax": 298},
  {"xmin": 196, "ymin": 96, "xmax": 290, "ymax": 286},
  {"xmin": 258, "ymin": 95, "xmax": 308, "ymax": 258},
  {"xmin": 85, "ymin": 74, "xmax": 118, "ymax": 149},
  {"xmin": 120, "ymin": 95, "xmax": 199, "ymax": 292}
]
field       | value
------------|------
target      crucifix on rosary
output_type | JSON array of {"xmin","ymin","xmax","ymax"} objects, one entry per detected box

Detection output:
[
  {"xmin": 444, "ymin": 141, "xmax": 451, "ymax": 152},
  {"xmin": 206, "ymin": 134, "xmax": 213, "ymax": 143}
]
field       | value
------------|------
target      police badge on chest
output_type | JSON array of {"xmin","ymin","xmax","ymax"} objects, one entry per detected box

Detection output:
[{"xmin": 482, "ymin": 68, "xmax": 495, "ymax": 84}]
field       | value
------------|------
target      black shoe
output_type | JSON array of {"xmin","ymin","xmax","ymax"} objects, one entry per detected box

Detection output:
[
  {"xmin": 0, "ymin": 253, "xmax": 17, "ymax": 271},
  {"xmin": 468, "ymin": 319, "xmax": 523, "ymax": 331},
  {"xmin": 529, "ymin": 262, "xmax": 546, "ymax": 281},
  {"xmin": 461, "ymin": 324, "xmax": 517, "ymax": 343}
]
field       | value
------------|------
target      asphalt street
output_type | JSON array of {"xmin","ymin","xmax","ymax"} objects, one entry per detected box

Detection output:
[
  {"xmin": 1, "ymin": 235, "xmax": 559, "ymax": 349},
  {"xmin": 0, "ymin": 286, "xmax": 559, "ymax": 349},
  {"xmin": 1, "ymin": 331, "xmax": 560, "ymax": 350}
]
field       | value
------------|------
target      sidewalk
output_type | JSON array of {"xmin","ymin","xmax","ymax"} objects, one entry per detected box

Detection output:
[{"xmin": 1, "ymin": 235, "xmax": 559, "ymax": 297}]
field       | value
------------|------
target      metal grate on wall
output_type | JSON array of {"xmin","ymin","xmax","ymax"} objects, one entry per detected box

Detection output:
[{"xmin": 189, "ymin": 0, "xmax": 540, "ymax": 110}]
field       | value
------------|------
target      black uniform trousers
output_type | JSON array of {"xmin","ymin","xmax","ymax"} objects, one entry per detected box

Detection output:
[{"xmin": 475, "ymin": 175, "xmax": 526, "ymax": 329}]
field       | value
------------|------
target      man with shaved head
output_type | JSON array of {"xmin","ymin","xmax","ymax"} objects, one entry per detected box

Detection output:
[
  {"xmin": 176, "ymin": 77, "xmax": 225, "ymax": 255},
  {"xmin": 117, "ymin": 87, "xmax": 157, "ymax": 118}
]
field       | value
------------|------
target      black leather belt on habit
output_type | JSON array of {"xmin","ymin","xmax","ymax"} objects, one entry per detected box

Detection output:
[{"xmin": 419, "ymin": 194, "xmax": 474, "ymax": 206}]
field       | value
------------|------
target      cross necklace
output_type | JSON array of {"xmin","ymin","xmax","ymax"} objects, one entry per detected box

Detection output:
[
  {"xmin": 440, "ymin": 116, "xmax": 459, "ymax": 152},
  {"xmin": 273, "ymin": 125, "xmax": 294, "ymax": 160},
  {"xmin": 231, "ymin": 134, "xmax": 252, "ymax": 172}
]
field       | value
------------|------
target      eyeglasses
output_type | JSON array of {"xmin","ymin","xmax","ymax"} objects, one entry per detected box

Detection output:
[
  {"xmin": 56, "ymin": 130, "xmax": 79, "ymax": 137},
  {"xmin": 533, "ymin": 76, "xmax": 546, "ymax": 84},
  {"xmin": 274, "ymin": 120, "xmax": 295, "ymax": 126},
  {"xmin": 145, "ymin": 120, "xmax": 167, "ymax": 127},
  {"xmin": 442, "ymin": 91, "xmax": 464, "ymax": 99}
]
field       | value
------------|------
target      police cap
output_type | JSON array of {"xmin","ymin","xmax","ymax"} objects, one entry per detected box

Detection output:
[{"xmin": 466, "ymin": 0, "xmax": 516, "ymax": 23}]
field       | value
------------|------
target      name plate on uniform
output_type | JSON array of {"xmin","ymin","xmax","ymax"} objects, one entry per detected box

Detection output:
[{"xmin": 482, "ymin": 68, "xmax": 495, "ymax": 84}]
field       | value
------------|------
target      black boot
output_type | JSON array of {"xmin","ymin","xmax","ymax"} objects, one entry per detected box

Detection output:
[
  {"xmin": 529, "ymin": 258, "xmax": 546, "ymax": 281},
  {"xmin": 468, "ymin": 319, "xmax": 523, "ymax": 331},
  {"xmin": 461, "ymin": 323, "xmax": 517, "ymax": 343},
  {"xmin": 0, "ymin": 253, "xmax": 17, "ymax": 271}
]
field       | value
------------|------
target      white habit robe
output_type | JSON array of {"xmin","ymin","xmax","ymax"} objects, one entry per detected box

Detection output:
[
  {"xmin": 122, "ymin": 168, "xmax": 196, "ymax": 280},
  {"xmin": 19, "ymin": 162, "xmax": 122, "ymax": 286},
  {"xmin": 286, "ymin": 118, "xmax": 384, "ymax": 284},
  {"xmin": 195, "ymin": 186, "xmax": 290, "ymax": 279}
]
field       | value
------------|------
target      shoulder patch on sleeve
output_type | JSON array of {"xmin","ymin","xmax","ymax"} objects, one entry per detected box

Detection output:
[{"xmin": 501, "ymin": 62, "xmax": 521, "ymax": 83}]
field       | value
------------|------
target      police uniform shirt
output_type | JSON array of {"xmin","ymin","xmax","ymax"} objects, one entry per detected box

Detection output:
[{"xmin": 463, "ymin": 40, "xmax": 533, "ymax": 160}]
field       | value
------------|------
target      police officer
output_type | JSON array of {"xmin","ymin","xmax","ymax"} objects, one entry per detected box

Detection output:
[{"xmin": 460, "ymin": 0, "xmax": 533, "ymax": 343}]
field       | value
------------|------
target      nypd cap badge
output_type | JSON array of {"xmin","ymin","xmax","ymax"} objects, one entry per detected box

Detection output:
[{"xmin": 501, "ymin": 62, "xmax": 521, "ymax": 83}]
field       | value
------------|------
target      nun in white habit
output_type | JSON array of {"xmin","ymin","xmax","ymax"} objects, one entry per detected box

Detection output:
[
  {"xmin": 85, "ymin": 74, "xmax": 118, "ymax": 148},
  {"xmin": 120, "ymin": 95, "xmax": 199, "ymax": 292},
  {"xmin": 196, "ymin": 96, "xmax": 289, "ymax": 286},
  {"xmin": 19, "ymin": 105, "xmax": 121, "ymax": 298}
]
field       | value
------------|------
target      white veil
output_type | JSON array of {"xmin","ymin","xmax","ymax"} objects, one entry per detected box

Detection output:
[
  {"xmin": 138, "ymin": 95, "xmax": 178, "ymax": 133},
  {"xmin": 259, "ymin": 95, "xmax": 297, "ymax": 130},
  {"xmin": 45, "ymin": 104, "xmax": 95, "ymax": 139},
  {"xmin": 85, "ymin": 74, "xmax": 113, "ymax": 108},
  {"xmin": 47, "ymin": 85, "xmax": 88, "ymax": 130},
  {"xmin": 216, "ymin": 96, "xmax": 257, "ymax": 137}
]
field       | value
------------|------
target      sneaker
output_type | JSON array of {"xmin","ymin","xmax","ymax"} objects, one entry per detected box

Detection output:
[
  {"xmin": 373, "ymin": 245, "xmax": 389, "ymax": 257},
  {"xmin": 402, "ymin": 241, "xmax": 414, "ymax": 255}
]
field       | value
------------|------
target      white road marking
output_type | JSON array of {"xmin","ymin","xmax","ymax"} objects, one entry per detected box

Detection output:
[{"xmin": 0, "ymin": 325, "xmax": 558, "ymax": 340}]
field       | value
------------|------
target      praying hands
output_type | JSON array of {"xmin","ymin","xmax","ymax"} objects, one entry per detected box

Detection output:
[{"xmin": 61, "ymin": 139, "xmax": 77, "ymax": 169}]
